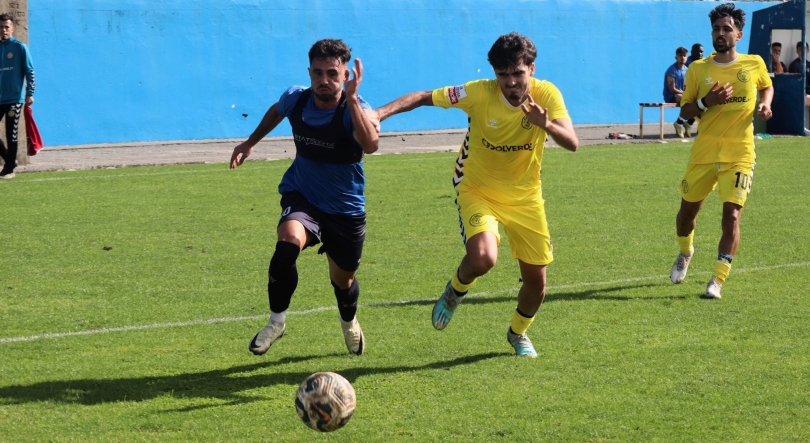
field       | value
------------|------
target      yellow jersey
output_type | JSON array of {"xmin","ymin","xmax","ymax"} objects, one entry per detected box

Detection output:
[
  {"xmin": 682, "ymin": 53, "xmax": 772, "ymax": 165},
  {"xmin": 432, "ymin": 78, "xmax": 570, "ymax": 205}
]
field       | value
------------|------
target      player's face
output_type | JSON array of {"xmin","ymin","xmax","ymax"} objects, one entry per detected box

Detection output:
[
  {"xmin": 494, "ymin": 62, "xmax": 535, "ymax": 105},
  {"xmin": 308, "ymin": 57, "xmax": 348, "ymax": 103},
  {"xmin": 771, "ymin": 46, "xmax": 781, "ymax": 58},
  {"xmin": 0, "ymin": 21, "xmax": 14, "ymax": 42},
  {"xmin": 692, "ymin": 46, "xmax": 704, "ymax": 60},
  {"xmin": 676, "ymin": 53, "xmax": 688, "ymax": 65},
  {"xmin": 711, "ymin": 16, "xmax": 741, "ymax": 54}
]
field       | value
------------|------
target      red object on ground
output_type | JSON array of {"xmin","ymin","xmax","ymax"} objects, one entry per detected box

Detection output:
[{"xmin": 25, "ymin": 105, "xmax": 44, "ymax": 156}]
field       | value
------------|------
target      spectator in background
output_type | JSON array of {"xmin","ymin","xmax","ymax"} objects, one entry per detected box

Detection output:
[
  {"xmin": 788, "ymin": 41, "xmax": 810, "ymax": 135},
  {"xmin": 0, "ymin": 13, "xmax": 35, "ymax": 180},
  {"xmin": 770, "ymin": 42, "xmax": 787, "ymax": 73},
  {"xmin": 686, "ymin": 43, "xmax": 704, "ymax": 67},
  {"xmin": 788, "ymin": 41, "xmax": 809, "ymax": 98},
  {"xmin": 664, "ymin": 47, "xmax": 695, "ymax": 138}
]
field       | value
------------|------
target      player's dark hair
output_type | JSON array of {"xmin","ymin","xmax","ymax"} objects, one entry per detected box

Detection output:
[
  {"xmin": 308, "ymin": 39, "xmax": 352, "ymax": 65},
  {"xmin": 691, "ymin": 43, "xmax": 703, "ymax": 51},
  {"xmin": 676, "ymin": 47, "xmax": 688, "ymax": 56},
  {"xmin": 487, "ymin": 32, "xmax": 537, "ymax": 71},
  {"xmin": 0, "ymin": 13, "xmax": 14, "ymax": 24},
  {"xmin": 709, "ymin": 3, "xmax": 745, "ymax": 31},
  {"xmin": 772, "ymin": 42, "xmax": 782, "ymax": 49}
]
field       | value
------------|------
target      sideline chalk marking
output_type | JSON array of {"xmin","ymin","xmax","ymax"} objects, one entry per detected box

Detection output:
[{"xmin": 2, "ymin": 261, "xmax": 808, "ymax": 344}]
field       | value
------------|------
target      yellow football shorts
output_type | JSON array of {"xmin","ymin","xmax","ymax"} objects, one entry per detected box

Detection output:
[
  {"xmin": 456, "ymin": 190, "xmax": 553, "ymax": 265},
  {"xmin": 679, "ymin": 162, "xmax": 755, "ymax": 206}
]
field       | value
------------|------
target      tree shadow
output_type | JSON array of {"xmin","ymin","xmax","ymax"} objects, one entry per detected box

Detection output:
[{"xmin": 0, "ymin": 351, "xmax": 506, "ymax": 409}]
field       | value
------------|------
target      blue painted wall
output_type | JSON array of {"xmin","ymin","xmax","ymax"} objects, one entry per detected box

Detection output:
[{"xmin": 29, "ymin": 0, "xmax": 780, "ymax": 146}]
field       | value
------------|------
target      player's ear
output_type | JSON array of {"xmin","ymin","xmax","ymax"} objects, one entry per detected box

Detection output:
[{"xmin": 529, "ymin": 62, "xmax": 536, "ymax": 76}]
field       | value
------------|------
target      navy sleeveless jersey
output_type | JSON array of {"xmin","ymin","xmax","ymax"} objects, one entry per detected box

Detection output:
[{"xmin": 276, "ymin": 86, "xmax": 370, "ymax": 215}]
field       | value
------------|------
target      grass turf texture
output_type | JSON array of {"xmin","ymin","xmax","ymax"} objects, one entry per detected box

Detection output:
[{"xmin": 0, "ymin": 138, "xmax": 808, "ymax": 442}]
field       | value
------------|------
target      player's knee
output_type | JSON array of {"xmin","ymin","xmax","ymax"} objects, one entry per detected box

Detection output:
[
  {"xmin": 468, "ymin": 253, "xmax": 497, "ymax": 276},
  {"xmin": 520, "ymin": 275, "xmax": 546, "ymax": 292},
  {"xmin": 722, "ymin": 204, "xmax": 742, "ymax": 224}
]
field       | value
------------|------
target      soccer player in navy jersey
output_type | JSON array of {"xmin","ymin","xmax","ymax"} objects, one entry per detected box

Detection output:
[{"xmin": 230, "ymin": 39, "xmax": 379, "ymax": 356}]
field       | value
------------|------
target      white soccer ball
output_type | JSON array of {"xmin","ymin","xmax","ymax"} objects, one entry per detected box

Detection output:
[{"xmin": 295, "ymin": 371, "xmax": 356, "ymax": 432}]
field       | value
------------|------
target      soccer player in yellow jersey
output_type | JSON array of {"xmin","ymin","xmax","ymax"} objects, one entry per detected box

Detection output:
[
  {"xmin": 670, "ymin": 3, "xmax": 773, "ymax": 299},
  {"xmin": 375, "ymin": 33, "xmax": 579, "ymax": 357}
]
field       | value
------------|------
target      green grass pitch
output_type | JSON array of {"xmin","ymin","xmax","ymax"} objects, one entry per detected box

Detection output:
[{"xmin": 1, "ymin": 138, "xmax": 808, "ymax": 442}]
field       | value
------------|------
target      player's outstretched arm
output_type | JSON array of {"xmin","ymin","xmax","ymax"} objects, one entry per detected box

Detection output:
[
  {"xmin": 345, "ymin": 58, "xmax": 379, "ymax": 154},
  {"xmin": 230, "ymin": 103, "xmax": 284, "ymax": 169},
  {"xmin": 375, "ymin": 91, "xmax": 434, "ymax": 122},
  {"xmin": 520, "ymin": 94, "xmax": 579, "ymax": 152},
  {"xmin": 545, "ymin": 118, "xmax": 579, "ymax": 152},
  {"xmin": 756, "ymin": 85, "xmax": 774, "ymax": 121}
]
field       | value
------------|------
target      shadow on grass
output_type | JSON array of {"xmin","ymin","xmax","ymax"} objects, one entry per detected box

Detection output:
[
  {"xmin": 547, "ymin": 282, "xmax": 687, "ymax": 302},
  {"xmin": 0, "ymin": 352, "xmax": 506, "ymax": 408},
  {"xmin": 367, "ymin": 282, "xmax": 682, "ymax": 309}
]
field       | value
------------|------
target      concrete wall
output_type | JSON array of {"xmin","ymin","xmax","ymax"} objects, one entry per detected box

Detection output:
[{"xmin": 29, "ymin": 0, "xmax": 781, "ymax": 146}]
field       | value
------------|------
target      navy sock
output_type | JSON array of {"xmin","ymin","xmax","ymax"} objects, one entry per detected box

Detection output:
[
  {"xmin": 332, "ymin": 279, "xmax": 360, "ymax": 322},
  {"xmin": 718, "ymin": 253, "xmax": 733, "ymax": 264},
  {"xmin": 267, "ymin": 241, "xmax": 300, "ymax": 313}
]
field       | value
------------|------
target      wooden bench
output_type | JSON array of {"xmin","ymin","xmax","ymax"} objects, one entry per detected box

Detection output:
[{"xmin": 639, "ymin": 102, "xmax": 678, "ymax": 139}]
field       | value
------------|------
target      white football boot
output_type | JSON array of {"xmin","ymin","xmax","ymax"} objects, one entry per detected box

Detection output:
[
  {"xmin": 249, "ymin": 319, "xmax": 285, "ymax": 355},
  {"xmin": 670, "ymin": 246, "xmax": 694, "ymax": 284},
  {"xmin": 703, "ymin": 276, "xmax": 722, "ymax": 299},
  {"xmin": 341, "ymin": 317, "xmax": 365, "ymax": 355}
]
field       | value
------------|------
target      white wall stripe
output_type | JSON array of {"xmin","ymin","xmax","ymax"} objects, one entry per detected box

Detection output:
[
  {"xmin": 1, "ymin": 261, "xmax": 808, "ymax": 344},
  {"xmin": 13, "ymin": 155, "xmax": 452, "ymax": 183}
]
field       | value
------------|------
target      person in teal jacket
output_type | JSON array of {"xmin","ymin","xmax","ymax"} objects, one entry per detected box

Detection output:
[{"xmin": 0, "ymin": 13, "xmax": 35, "ymax": 179}]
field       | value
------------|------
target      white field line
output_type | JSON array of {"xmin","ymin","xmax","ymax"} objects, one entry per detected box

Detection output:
[
  {"xmin": 20, "ymin": 167, "xmax": 257, "ymax": 183},
  {"xmin": 2, "ymin": 261, "xmax": 808, "ymax": 345},
  {"xmin": 16, "ymin": 155, "xmax": 452, "ymax": 183},
  {"xmin": 16, "ymin": 144, "xmax": 651, "ymax": 183},
  {"xmin": 17, "ymin": 145, "xmax": 638, "ymax": 183}
]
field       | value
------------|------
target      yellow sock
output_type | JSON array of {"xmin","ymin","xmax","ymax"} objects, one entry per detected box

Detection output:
[
  {"xmin": 451, "ymin": 269, "xmax": 476, "ymax": 294},
  {"xmin": 677, "ymin": 231, "xmax": 694, "ymax": 255},
  {"xmin": 510, "ymin": 309, "xmax": 536, "ymax": 335},
  {"xmin": 712, "ymin": 260, "xmax": 732, "ymax": 284}
]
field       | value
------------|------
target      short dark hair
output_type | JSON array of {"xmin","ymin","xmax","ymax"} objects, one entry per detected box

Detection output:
[
  {"xmin": 0, "ymin": 13, "xmax": 14, "ymax": 24},
  {"xmin": 691, "ymin": 43, "xmax": 703, "ymax": 51},
  {"xmin": 308, "ymin": 39, "xmax": 351, "ymax": 65},
  {"xmin": 772, "ymin": 42, "xmax": 782, "ymax": 49},
  {"xmin": 798, "ymin": 41, "xmax": 808, "ymax": 50},
  {"xmin": 676, "ymin": 47, "xmax": 688, "ymax": 56},
  {"xmin": 487, "ymin": 32, "xmax": 537, "ymax": 71},
  {"xmin": 709, "ymin": 3, "xmax": 745, "ymax": 31}
]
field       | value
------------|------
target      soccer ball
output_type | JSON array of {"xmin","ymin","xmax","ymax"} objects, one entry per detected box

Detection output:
[{"xmin": 295, "ymin": 371, "xmax": 356, "ymax": 432}]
